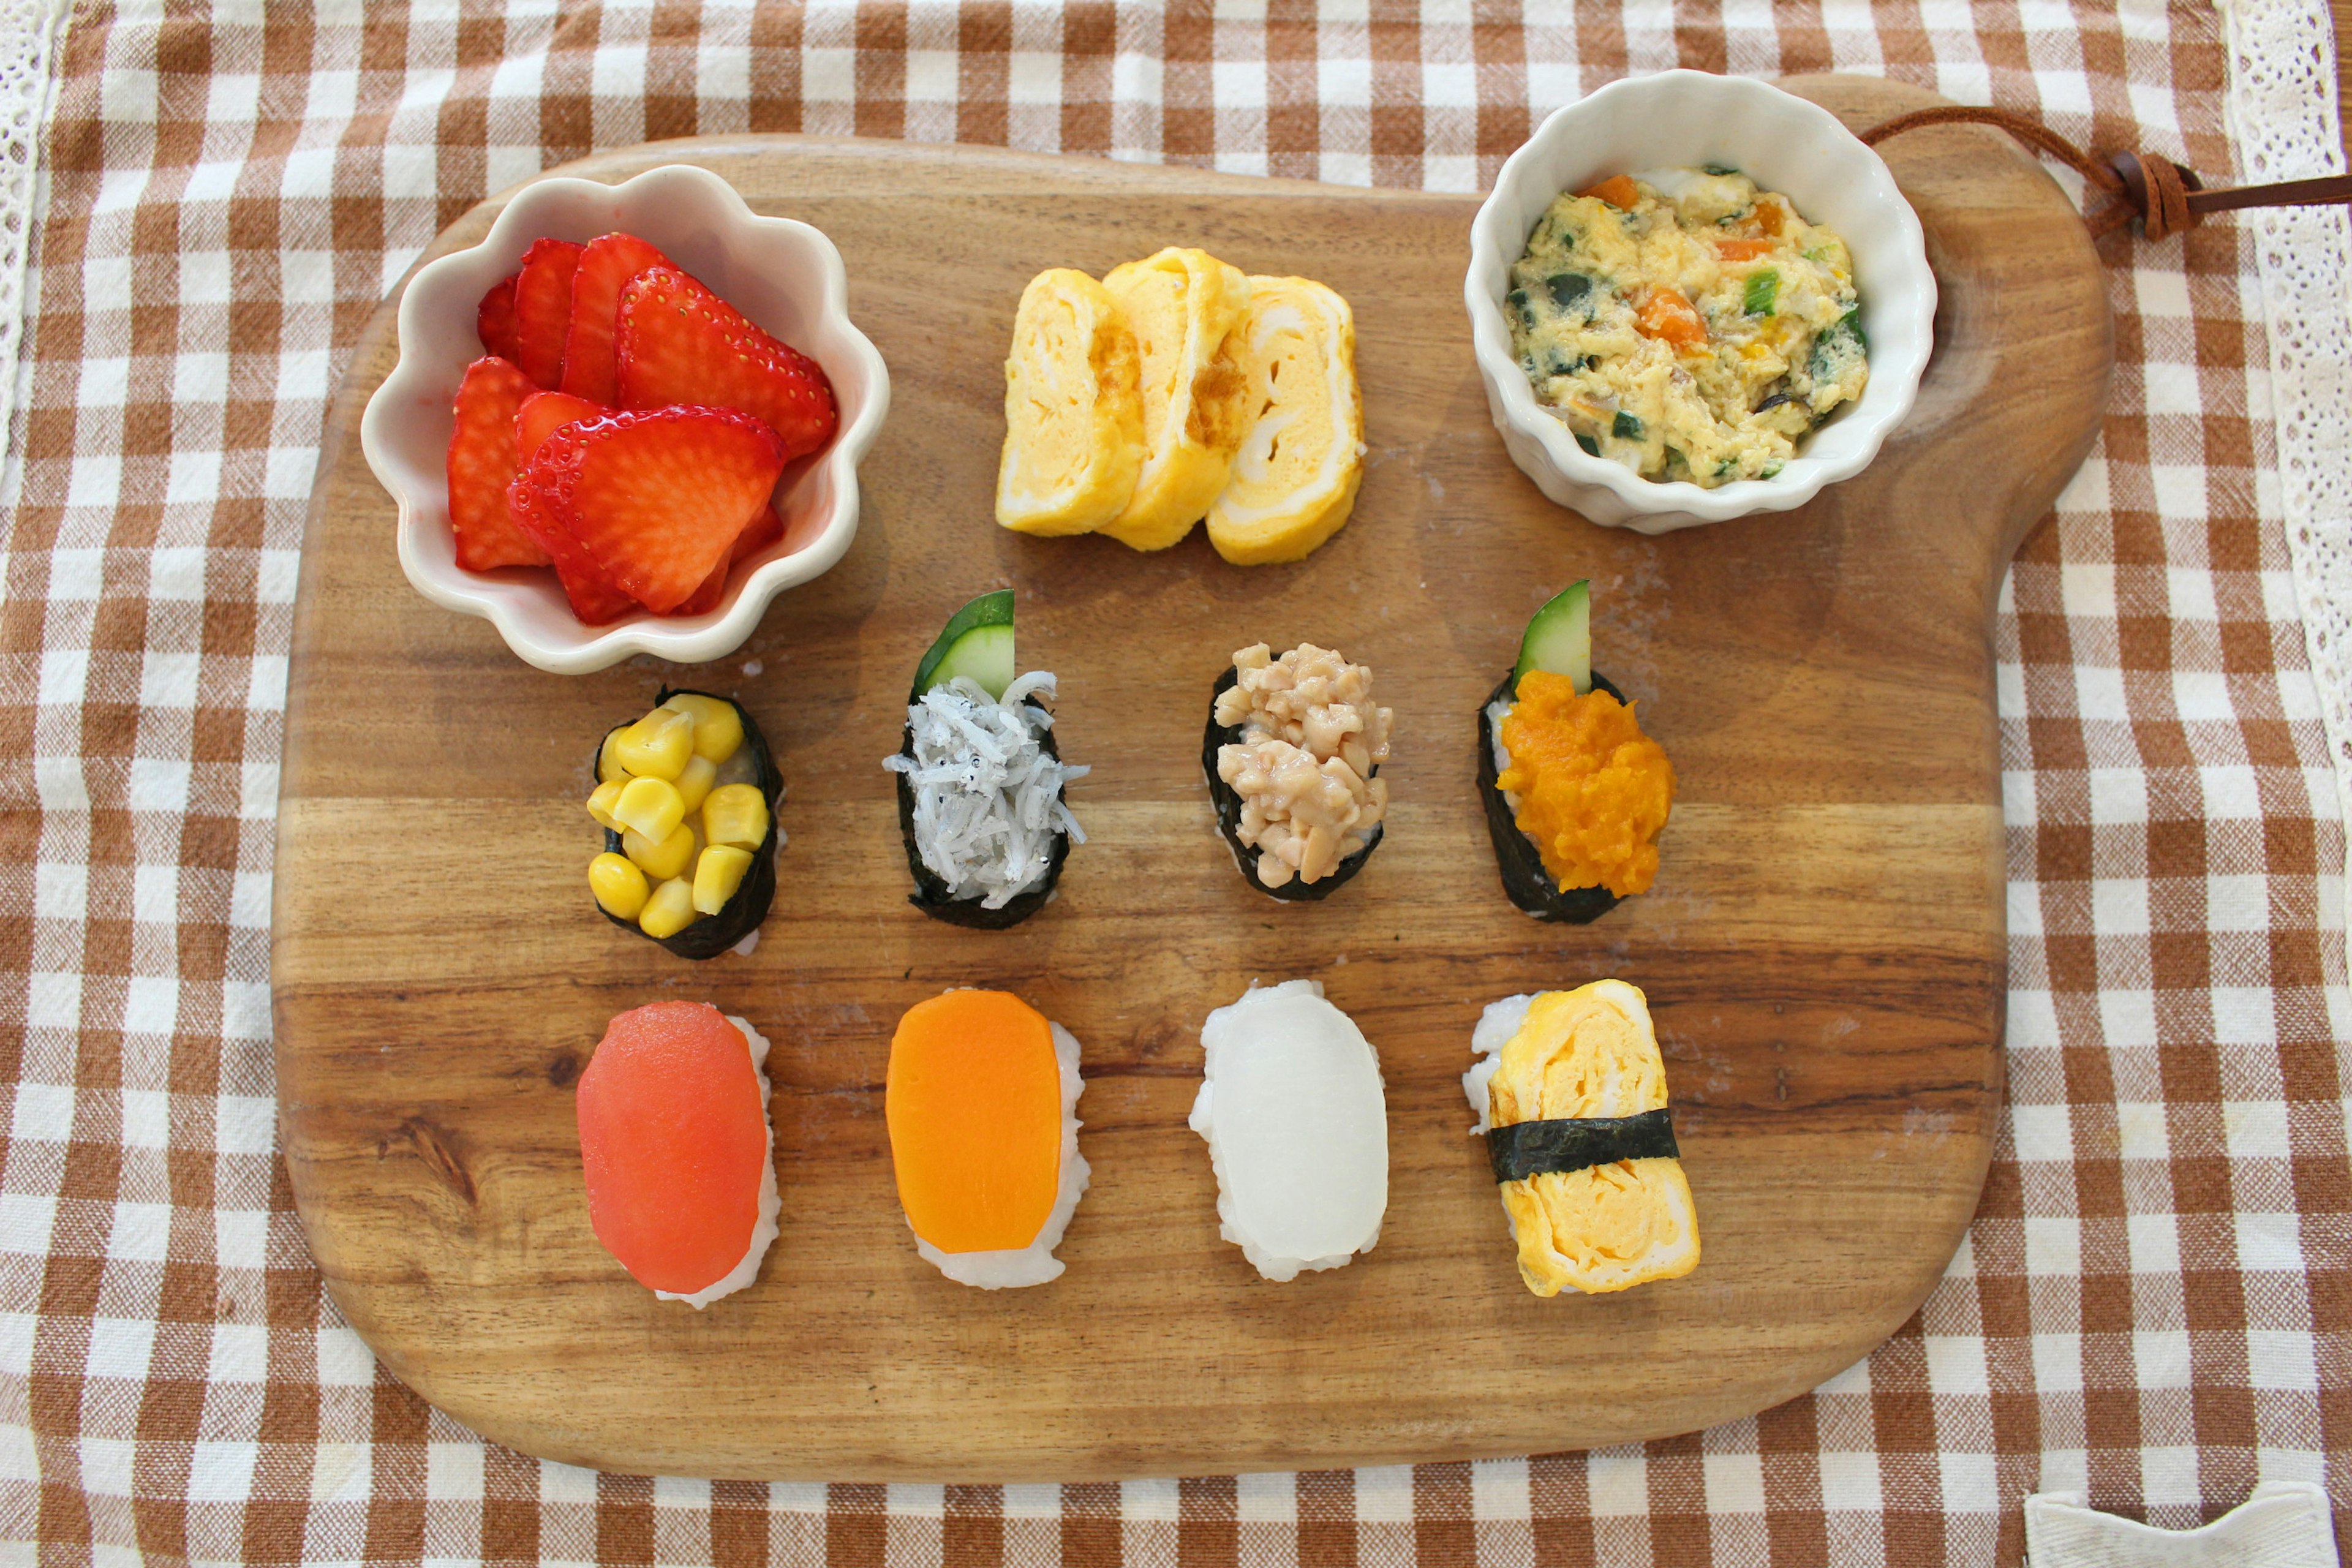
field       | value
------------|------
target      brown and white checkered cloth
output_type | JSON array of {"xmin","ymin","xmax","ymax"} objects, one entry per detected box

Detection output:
[{"xmin": 1, "ymin": 3, "xmax": 2345, "ymax": 1564}]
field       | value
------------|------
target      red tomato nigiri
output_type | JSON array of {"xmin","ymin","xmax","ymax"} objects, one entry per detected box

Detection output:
[{"xmin": 575, "ymin": 1001, "xmax": 776, "ymax": 1304}]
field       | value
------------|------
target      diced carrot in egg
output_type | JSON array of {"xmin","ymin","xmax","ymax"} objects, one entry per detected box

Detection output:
[
  {"xmin": 575, "ymin": 1002, "xmax": 767, "ymax": 1295},
  {"xmin": 1634, "ymin": 286, "xmax": 1708, "ymax": 351},
  {"xmin": 886, "ymin": 990, "xmax": 1062, "ymax": 1254},
  {"xmin": 1755, "ymin": 197, "xmax": 1785, "ymax": 235},
  {"xmin": 1579, "ymin": 174, "xmax": 1640, "ymax": 211},
  {"xmin": 1714, "ymin": 238, "xmax": 1774, "ymax": 262}
]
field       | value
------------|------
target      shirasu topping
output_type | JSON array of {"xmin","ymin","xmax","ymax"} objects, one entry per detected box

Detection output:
[{"xmin": 883, "ymin": 673, "xmax": 1088, "ymax": 908}]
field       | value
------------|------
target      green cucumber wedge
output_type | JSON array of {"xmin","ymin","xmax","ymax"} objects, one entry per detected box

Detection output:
[
  {"xmin": 912, "ymin": 589, "xmax": 1016, "ymax": 701},
  {"xmin": 1512, "ymin": 580, "xmax": 1592, "ymax": 695}
]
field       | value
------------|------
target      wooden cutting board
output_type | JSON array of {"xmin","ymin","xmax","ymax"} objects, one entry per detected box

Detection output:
[{"xmin": 276, "ymin": 75, "xmax": 2111, "ymax": 1481}]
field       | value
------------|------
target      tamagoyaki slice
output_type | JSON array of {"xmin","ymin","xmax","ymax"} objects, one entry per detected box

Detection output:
[
  {"xmin": 996, "ymin": 268, "xmax": 1144, "ymax": 537},
  {"xmin": 1205, "ymin": 276, "xmax": 1366, "ymax": 566},
  {"xmin": 1096, "ymin": 247, "xmax": 1252, "ymax": 552}
]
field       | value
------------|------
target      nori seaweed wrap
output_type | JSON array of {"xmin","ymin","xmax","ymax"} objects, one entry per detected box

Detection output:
[
  {"xmin": 894, "ymin": 693, "xmax": 1071, "ymax": 930},
  {"xmin": 594, "ymin": 688, "xmax": 782, "ymax": 960},
  {"xmin": 1202, "ymin": 665, "xmax": 1383, "ymax": 902},
  {"xmin": 1476, "ymin": 669, "xmax": 1627, "ymax": 924}
]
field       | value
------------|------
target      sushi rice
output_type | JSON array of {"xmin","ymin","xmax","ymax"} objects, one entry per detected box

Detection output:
[
  {"xmin": 1191, "ymin": 979, "xmax": 1388, "ymax": 1281},
  {"xmin": 658, "ymin": 1014, "xmax": 781, "ymax": 1310},
  {"xmin": 884, "ymin": 673, "xmax": 1087, "ymax": 909},
  {"xmin": 913, "ymin": 1019, "xmax": 1091, "ymax": 1289}
]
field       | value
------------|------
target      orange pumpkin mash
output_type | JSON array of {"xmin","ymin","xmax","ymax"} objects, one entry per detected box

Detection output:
[
  {"xmin": 886, "ymin": 990, "xmax": 1063, "ymax": 1253},
  {"xmin": 1496, "ymin": 670, "xmax": 1675, "ymax": 897}
]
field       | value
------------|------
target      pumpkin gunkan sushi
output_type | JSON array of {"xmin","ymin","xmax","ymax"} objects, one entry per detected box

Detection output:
[
  {"xmin": 586, "ymin": 688, "xmax": 783, "ymax": 960},
  {"xmin": 1189, "ymin": 980, "xmax": 1387, "ymax": 1280},
  {"xmin": 886, "ymin": 989, "xmax": 1089, "ymax": 1288},
  {"xmin": 1204, "ymin": 642, "xmax": 1392, "ymax": 900},
  {"xmin": 1464, "ymin": 981, "xmax": 1698, "ymax": 1297},
  {"xmin": 884, "ymin": 591, "xmax": 1087, "ymax": 930},
  {"xmin": 575, "ymin": 1001, "xmax": 780, "ymax": 1308},
  {"xmin": 1477, "ymin": 582, "xmax": 1674, "ymax": 922}
]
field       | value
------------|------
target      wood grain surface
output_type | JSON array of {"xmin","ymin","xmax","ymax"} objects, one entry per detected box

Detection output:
[{"xmin": 274, "ymin": 76, "xmax": 2113, "ymax": 1481}]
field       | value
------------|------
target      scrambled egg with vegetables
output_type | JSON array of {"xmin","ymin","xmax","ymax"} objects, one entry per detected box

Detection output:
[{"xmin": 1508, "ymin": 168, "xmax": 1868, "ymax": 487}]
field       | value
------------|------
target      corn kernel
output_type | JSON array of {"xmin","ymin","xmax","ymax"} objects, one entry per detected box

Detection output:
[
  {"xmin": 662, "ymin": 694, "xmax": 744, "ymax": 764},
  {"xmin": 673, "ymin": 753, "xmax": 717, "ymax": 815},
  {"xmin": 692, "ymin": 845, "xmax": 755, "ymax": 914},
  {"xmin": 612, "ymin": 775, "xmax": 687, "ymax": 841},
  {"xmin": 588, "ymin": 853, "xmax": 649, "ymax": 920},
  {"xmin": 638, "ymin": 876, "xmax": 698, "ymax": 938},
  {"xmin": 624, "ymin": 821, "xmax": 696, "ymax": 881},
  {"xmin": 614, "ymin": 706, "xmax": 694, "ymax": 780},
  {"xmin": 585, "ymin": 780, "xmax": 627, "ymax": 831},
  {"xmin": 597, "ymin": 728, "xmax": 630, "ymax": 783},
  {"xmin": 701, "ymin": 783, "xmax": 769, "ymax": 849}
]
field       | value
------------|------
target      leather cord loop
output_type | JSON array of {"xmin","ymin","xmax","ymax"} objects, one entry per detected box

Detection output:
[{"xmin": 1861, "ymin": 104, "xmax": 2352, "ymax": 244}]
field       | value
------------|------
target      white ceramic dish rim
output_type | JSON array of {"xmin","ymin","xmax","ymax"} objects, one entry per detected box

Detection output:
[
  {"xmin": 361, "ymin": 164, "xmax": 891, "ymax": 674},
  {"xmin": 1464, "ymin": 70, "xmax": 1937, "ymax": 527}
]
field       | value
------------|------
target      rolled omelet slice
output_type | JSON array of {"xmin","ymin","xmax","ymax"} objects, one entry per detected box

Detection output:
[
  {"xmin": 1463, "ymin": 980, "xmax": 1700, "ymax": 1297},
  {"xmin": 1205, "ymin": 277, "xmax": 1366, "ymax": 566},
  {"xmin": 1097, "ymin": 247, "xmax": 1252, "ymax": 552},
  {"xmin": 997, "ymin": 268, "xmax": 1144, "ymax": 537}
]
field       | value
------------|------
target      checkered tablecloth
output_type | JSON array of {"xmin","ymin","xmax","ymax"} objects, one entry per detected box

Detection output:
[{"xmin": 2, "ymin": 2, "xmax": 2346, "ymax": 1564}]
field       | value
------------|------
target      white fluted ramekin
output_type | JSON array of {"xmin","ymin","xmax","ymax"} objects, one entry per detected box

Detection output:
[
  {"xmin": 363, "ymin": 164, "xmax": 889, "ymax": 673},
  {"xmin": 1465, "ymin": 71, "xmax": 1934, "ymax": 534}
]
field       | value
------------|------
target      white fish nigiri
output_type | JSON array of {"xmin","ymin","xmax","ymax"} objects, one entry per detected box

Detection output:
[{"xmin": 1189, "ymin": 979, "xmax": 1388, "ymax": 1280}]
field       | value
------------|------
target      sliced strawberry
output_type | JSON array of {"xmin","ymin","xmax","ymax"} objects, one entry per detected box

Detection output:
[
  {"xmin": 447, "ymin": 356, "xmax": 551, "ymax": 571},
  {"xmin": 514, "ymin": 390, "xmax": 605, "ymax": 462},
  {"xmin": 616, "ymin": 266, "xmax": 839, "ymax": 458},
  {"xmin": 560, "ymin": 233, "xmax": 673, "ymax": 405},
  {"xmin": 506, "ymin": 469, "xmax": 639, "ymax": 625},
  {"xmin": 731, "ymin": 502, "xmax": 783, "ymax": 565},
  {"xmin": 477, "ymin": 274, "xmax": 521, "ymax": 361},
  {"xmin": 525, "ymin": 407, "xmax": 786, "ymax": 614},
  {"xmin": 513, "ymin": 238, "xmax": 584, "ymax": 390},
  {"xmin": 671, "ymin": 506, "xmax": 782, "ymax": 619},
  {"xmin": 674, "ymin": 557, "xmax": 732, "ymax": 617}
]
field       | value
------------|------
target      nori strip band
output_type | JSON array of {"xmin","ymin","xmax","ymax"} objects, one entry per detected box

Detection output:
[
  {"xmin": 894, "ymin": 695, "xmax": 1070, "ymax": 930},
  {"xmin": 594, "ymin": 688, "xmax": 783, "ymax": 962},
  {"xmin": 1487, "ymin": 1109, "xmax": 1679, "ymax": 1183},
  {"xmin": 1202, "ymin": 665, "xmax": 1382, "ymax": 902},
  {"xmin": 1476, "ymin": 669, "xmax": 1627, "ymax": 924}
]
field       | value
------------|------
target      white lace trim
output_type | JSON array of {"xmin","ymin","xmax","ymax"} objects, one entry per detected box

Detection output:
[
  {"xmin": 2222, "ymin": 0, "xmax": 2352, "ymax": 932},
  {"xmin": 0, "ymin": 0, "xmax": 64, "ymax": 475}
]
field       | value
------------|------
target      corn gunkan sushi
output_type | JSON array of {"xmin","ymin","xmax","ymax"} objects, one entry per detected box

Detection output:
[
  {"xmin": 1477, "ymin": 582, "xmax": 1674, "ymax": 923},
  {"xmin": 885, "ymin": 591, "xmax": 1087, "ymax": 930},
  {"xmin": 886, "ymin": 989, "xmax": 1089, "ymax": 1288},
  {"xmin": 575, "ymin": 1002, "xmax": 780, "ymax": 1307},
  {"xmin": 1189, "ymin": 979, "xmax": 1387, "ymax": 1280},
  {"xmin": 1464, "ymin": 980, "xmax": 1698, "ymax": 1297},
  {"xmin": 586, "ymin": 689, "xmax": 783, "ymax": 960}
]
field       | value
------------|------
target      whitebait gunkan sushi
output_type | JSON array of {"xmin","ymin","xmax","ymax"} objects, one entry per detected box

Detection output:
[
  {"xmin": 575, "ymin": 1002, "xmax": 780, "ymax": 1308},
  {"xmin": 886, "ymin": 989, "xmax": 1088, "ymax": 1288},
  {"xmin": 884, "ymin": 590, "xmax": 1087, "ymax": 930},
  {"xmin": 1189, "ymin": 980, "xmax": 1387, "ymax": 1280},
  {"xmin": 1204, "ymin": 642, "xmax": 1392, "ymax": 900},
  {"xmin": 1478, "ymin": 582, "xmax": 1674, "ymax": 922},
  {"xmin": 1464, "ymin": 980, "xmax": 1699, "ymax": 1297}
]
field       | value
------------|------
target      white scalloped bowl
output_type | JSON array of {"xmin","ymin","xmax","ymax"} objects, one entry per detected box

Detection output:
[
  {"xmin": 1465, "ymin": 71, "xmax": 1934, "ymax": 534},
  {"xmin": 363, "ymin": 164, "xmax": 889, "ymax": 673}
]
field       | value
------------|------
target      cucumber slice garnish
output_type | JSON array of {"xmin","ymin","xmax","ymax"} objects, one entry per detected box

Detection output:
[
  {"xmin": 912, "ymin": 590, "xmax": 1016, "ymax": 701},
  {"xmin": 1513, "ymin": 580, "xmax": 1592, "ymax": 695}
]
